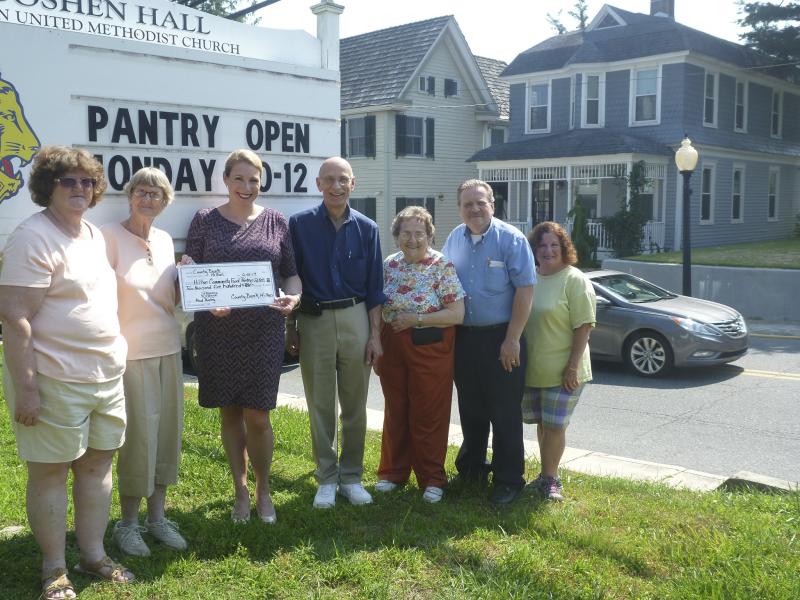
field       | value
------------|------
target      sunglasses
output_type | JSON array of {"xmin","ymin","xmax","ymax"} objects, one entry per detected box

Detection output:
[{"xmin": 55, "ymin": 177, "xmax": 97, "ymax": 190}]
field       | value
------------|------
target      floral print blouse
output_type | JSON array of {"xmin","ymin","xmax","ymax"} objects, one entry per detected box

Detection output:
[{"xmin": 382, "ymin": 249, "xmax": 465, "ymax": 323}]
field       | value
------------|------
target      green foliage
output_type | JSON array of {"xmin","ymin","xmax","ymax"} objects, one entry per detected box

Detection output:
[
  {"xmin": 172, "ymin": 0, "xmax": 260, "ymax": 23},
  {"xmin": 547, "ymin": 0, "xmax": 589, "ymax": 34},
  {"xmin": 567, "ymin": 201, "xmax": 598, "ymax": 268},
  {"xmin": 737, "ymin": 1, "xmax": 800, "ymax": 82},
  {"xmin": 628, "ymin": 238, "xmax": 800, "ymax": 269},
  {"xmin": 600, "ymin": 161, "xmax": 650, "ymax": 258},
  {"xmin": 795, "ymin": 213, "xmax": 800, "ymax": 238}
]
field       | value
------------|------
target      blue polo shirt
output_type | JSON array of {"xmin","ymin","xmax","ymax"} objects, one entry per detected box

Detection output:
[
  {"xmin": 289, "ymin": 202, "xmax": 386, "ymax": 310},
  {"xmin": 442, "ymin": 218, "xmax": 536, "ymax": 326}
]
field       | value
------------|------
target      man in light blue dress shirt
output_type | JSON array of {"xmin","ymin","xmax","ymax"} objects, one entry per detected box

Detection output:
[{"xmin": 442, "ymin": 179, "xmax": 535, "ymax": 505}]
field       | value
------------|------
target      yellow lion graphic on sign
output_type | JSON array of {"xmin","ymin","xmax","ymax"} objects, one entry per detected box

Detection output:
[{"xmin": 0, "ymin": 73, "xmax": 41, "ymax": 205}]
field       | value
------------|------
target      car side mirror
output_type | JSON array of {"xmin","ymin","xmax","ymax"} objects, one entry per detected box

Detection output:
[{"xmin": 595, "ymin": 296, "xmax": 611, "ymax": 308}]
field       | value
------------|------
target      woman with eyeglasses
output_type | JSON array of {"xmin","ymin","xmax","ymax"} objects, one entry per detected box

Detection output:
[
  {"xmin": 373, "ymin": 206, "xmax": 464, "ymax": 503},
  {"xmin": 0, "ymin": 146, "xmax": 134, "ymax": 599},
  {"xmin": 183, "ymin": 149, "xmax": 301, "ymax": 524},
  {"xmin": 100, "ymin": 167, "xmax": 187, "ymax": 558}
]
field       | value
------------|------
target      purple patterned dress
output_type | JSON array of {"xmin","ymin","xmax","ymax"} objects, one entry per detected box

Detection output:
[{"xmin": 185, "ymin": 207, "xmax": 297, "ymax": 410}]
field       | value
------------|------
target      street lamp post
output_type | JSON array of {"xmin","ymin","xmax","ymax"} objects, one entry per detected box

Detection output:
[{"xmin": 675, "ymin": 136, "xmax": 699, "ymax": 296}]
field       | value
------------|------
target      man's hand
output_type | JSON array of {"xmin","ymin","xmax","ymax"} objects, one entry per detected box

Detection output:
[
  {"xmin": 499, "ymin": 337, "xmax": 521, "ymax": 373},
  {"xmin": 268, "ymin": 294, "xmax": 300, "ymax": 316},
  {"xmin": 15, "ymin": 388, "xmax": 41, "ymax": 427},
  {"xmin": 286, "ymin": 327, "xmax": 300, "ymax": 357},
  {"xmin": 365, "ymin": 335, "xmax": 383, "ymax": 365}
]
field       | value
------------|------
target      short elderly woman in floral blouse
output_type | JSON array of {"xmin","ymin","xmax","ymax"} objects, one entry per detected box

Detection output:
[{"xmin": 373, "ymin": 206, "xmax": 465, "ymax": 503}]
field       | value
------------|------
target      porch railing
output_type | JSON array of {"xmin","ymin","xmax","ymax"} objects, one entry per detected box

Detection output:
[{"xmin": 553, "ymin": 219, "xmax": 666, "ymax": 254}]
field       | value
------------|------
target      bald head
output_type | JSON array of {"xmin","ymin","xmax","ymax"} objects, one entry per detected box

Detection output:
[{"xmin": 317, "ymin": 156, "xmax": 356, "ymax": 216}]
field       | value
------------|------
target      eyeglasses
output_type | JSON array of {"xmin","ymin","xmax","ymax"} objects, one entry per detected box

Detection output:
[
  {"xmin": 133, "ymin": 189, "xmax": 164, "ymax": 201},
  {"xmin": 398, "ymin": 231, "xmax": 428, "ymax": 241},
  {"xmin": 320, "ymin": 175, "xmax": 353, "ymax": 187},
  {"xmin": 55, "ymin": 177, "xmax": 96, "ymax": 190}
]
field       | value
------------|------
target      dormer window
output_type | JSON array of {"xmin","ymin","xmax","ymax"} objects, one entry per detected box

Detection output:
[{"xmin": 597, "ymin": 14, "xmax": 621, "ymax": 28}]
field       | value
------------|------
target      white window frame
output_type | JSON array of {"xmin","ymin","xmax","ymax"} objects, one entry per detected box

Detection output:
[
  {"xmin": 347, "ymin": 117, "xmax": 367, "ymax": 158},
  {"xmin": 731, "ymin": 164, "xmax": 744, "ymax": 224},
  {"xmin": 526, "ymin": 80, "xmax": 552, "ymax": 134},
  {"xmin": 700, "ymin": 162, "xmax": 715, "ymax": 225},
  {"xmin": 581, "ymin": 72, "xmax": 605, "ymax": 128},
  {"xmin": 403, "ymin": 115, "xmax": 425, "ymax": 158},
  {"xmin": 768, "ymin": 166, "xmax": 779, "ymax": 221},
  {"xmin": 703, "ymin": 70, "xmax": 718, "ymax": 128},
  {"xmin": 771, "ymin": 90, "xmax": 782, "ymax": 138},
  {"xmin": 734, "ymin": 79, "xmax": 748, "ymax": 133},
  {"xmin": 629, "ymin": 65, "xmax": 661, "ymax": 126}
]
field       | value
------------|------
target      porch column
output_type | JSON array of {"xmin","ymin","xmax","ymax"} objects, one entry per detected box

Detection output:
[
  {"xmin": 566, "ymin": 164, "xmax": 573, "ymax": 216},
  {"xmin": 625, "ymin": 160, "xmax": 632, "ymax": 209},
  {"xmin": 526, "ymin": 167, "xmax": 533, "ymax": 230}
]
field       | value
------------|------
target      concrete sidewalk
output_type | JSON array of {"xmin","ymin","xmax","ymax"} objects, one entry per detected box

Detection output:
[{"xmin": 274, "ymin": 392, "xmax": 795, "ymax": 494}]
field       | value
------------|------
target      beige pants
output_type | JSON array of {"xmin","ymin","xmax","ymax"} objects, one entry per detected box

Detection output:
[
  {"xmin": 299, "ymin": 303, "xmax": 371, "ymax": 485},
  {"xmin": 116, "ymin": 352, "xmax": 184, "ymax": 498}
]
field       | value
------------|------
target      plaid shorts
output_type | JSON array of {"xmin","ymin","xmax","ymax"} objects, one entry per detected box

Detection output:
[{"xmin": 521, "ymin": 384, "xmax": 585, "ymax": 429}]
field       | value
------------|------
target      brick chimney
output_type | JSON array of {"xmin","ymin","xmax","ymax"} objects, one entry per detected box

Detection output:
[{"xmin": 650, "ymin": 0, "xmax": 675, "ymax": 19}]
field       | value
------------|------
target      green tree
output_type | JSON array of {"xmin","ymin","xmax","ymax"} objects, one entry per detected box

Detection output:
[
  {"xmin": 737, "ymin": 1, "xmax": 800, "ymax": 81},
  {"xmin": 600, "ymin": 162, "xmax": 650, "ymax": 258},
  {"xmin": 172, "ymin": 0, "xmax": 260, "ymax": 23},
  {"xmin": 547, "ymin": 0, "xmax": 589, "ymax": 34},
  {"xmin": 568, "ymin": 201, "xmax": 598, "ymax": 268}
]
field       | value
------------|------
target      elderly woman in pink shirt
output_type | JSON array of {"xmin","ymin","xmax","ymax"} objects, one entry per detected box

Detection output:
[{"xmin": 101, "ymin": 167, "xmax": 185, "ymax": 558}]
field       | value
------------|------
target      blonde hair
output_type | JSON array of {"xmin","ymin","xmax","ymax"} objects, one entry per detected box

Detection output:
[{"xmin": 224, "ymin": 149, "xmax": 262, "ymax": 176}]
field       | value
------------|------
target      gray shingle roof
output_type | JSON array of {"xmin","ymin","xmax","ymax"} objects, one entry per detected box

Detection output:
[
  {"xmin": 503, "ymin": 5, "xmax": 796, "ymax": 82},
  {"xmin": 468, "ymin": 129, "xmax": 673, "ymax": 162},
  {"xmin": 474, "ymin": 56, "xmax": 510, "ymax": 120},
  {"xmin": 340, "ymin": 16, "xmax": 452, "ymax": 110}
]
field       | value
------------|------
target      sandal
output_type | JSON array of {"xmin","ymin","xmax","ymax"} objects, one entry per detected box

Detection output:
[
  {"xmin": 41, "ymin": 568, "xmax": 76, "ymax": 600},
  {"xmin": 74, "ymin": 556, "xmax": 134, "ymax": 583}
]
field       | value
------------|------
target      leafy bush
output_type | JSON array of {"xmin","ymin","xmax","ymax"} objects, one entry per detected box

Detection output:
[
  {"xmin": 601, "ymin": 161, "xmax": 650, "ymax": 258},
  {"xmin": 568, "ymin": 202, "xmax": 598, "ymax": 268}
]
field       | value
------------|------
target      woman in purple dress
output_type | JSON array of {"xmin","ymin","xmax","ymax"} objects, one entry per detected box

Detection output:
[{"xmin": 183, "ymin": 149, "xmax": 301, "ymax": 524}]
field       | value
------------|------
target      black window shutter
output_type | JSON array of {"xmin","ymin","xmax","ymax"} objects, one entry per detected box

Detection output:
[
  {"xmin": 427, "ymin": 76, "xmax": 435, "ymax": 95},
  {"xmin": 395, "ymin": 114, "xmax": 406, "ymax": 157},
  {"xmin": 445, "ymin": 78, "xmax": 456, "ymax": 97},
  {"xmin": 365, "ymin": 115, "xmax": 376, "ymax": 158},
  {"xmin": 425, "ymin": 118, "xmax": 435, "ymax": 158},
  {"xmin": 425, "ymin": 197, "xmax": 436, "ymax": 222},
  {"xmin": 396, "ymin": 197, "xmax": 407, "ymax": 213},
  {"xmin": 340, "ymin": 118, "xmax": 347, "ymax": 157}
]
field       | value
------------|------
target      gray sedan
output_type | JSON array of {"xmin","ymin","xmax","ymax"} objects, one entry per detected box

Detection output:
[{"xmin": 587, "ymin": 270, "xmax": 748, "ymax": 377}]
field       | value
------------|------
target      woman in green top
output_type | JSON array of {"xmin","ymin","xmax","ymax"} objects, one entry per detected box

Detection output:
[{"xmin": 523, "ymin": 222, "xmax": 596, "ymax": 501}]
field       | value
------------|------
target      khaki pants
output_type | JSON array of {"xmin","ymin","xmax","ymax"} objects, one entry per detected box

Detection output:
[
  {"xmin": 299, "ymin": 303, "xmax": 371, "ymax": 485},
  {"xmin": 116, "ymin": 353, "xmax": 184, "ymax": 498}
]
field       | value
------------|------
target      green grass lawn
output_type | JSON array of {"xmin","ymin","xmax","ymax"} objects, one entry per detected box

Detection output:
[
  {"xmin": 625, "ymin": 238, "xmax": 800, "ymax": 269},
  {"xmin": 1, "ymin": 373, "xmax": 799, "ymax": 599}
]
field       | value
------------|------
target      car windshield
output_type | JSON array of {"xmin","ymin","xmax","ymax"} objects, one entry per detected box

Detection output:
[{"xmin": 593, "ymin": 274, "xmax": 677, "ymax": 303}]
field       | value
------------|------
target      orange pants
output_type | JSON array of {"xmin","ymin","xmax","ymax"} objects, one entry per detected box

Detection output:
[{"xmin": 377, "ymin": 324, "xmax": 455, "ymax": 489}]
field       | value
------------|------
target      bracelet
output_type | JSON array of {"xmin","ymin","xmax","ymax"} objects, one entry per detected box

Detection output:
[
  {"xmin": 417, "ymin": 313, "xmax": 423, "ymax": 326},
  {"xmin": 566, "ymin": 366, "xmax": 578, "ymax": 372}
]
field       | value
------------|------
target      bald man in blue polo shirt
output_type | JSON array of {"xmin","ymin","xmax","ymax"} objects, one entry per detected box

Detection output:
[
  {"xmin": 288, "ymin": 157, "xmax": 386, "ymax": 510},
  {"xmin": 442, "ymin": 179, "xmax": 535, "ymax": 505}
]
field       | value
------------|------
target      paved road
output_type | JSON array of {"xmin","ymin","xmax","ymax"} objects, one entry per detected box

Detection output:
[{"xmin": 272, "ymin": 328, "xmax": 800, "ymax": 484}]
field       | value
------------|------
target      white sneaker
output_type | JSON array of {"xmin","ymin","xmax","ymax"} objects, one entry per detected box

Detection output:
[
  {"xmin": 422, "ymin": 486, "xmax": 444, "ymax": 504},
  {"xmin": 338, "ymin": 483, "xmax": 373, "ymax": 506},
  {"xmin": 374, "ymin": 480, "xmax": 399, "ymax": 493},
  {"xmin": 146, "ymin": 518, "xmax": 188, "ymax": 551},
  {"xmin": 313, "ymin": 483, "xmax": 337, "ymax": 509},
  {"xmin": 112, "ymin": 521, "xmax": 150, "ymax": 557}
]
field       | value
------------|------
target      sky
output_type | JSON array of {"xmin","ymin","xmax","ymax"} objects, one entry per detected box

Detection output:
[{"xmin": 255, "ymin": 0, "xmax": 750, "ymax": 64}]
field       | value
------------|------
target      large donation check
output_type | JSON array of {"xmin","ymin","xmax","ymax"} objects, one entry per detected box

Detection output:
[{"xmin": 179, "ymin": 262, "xmax": 276, "ymax": 311}]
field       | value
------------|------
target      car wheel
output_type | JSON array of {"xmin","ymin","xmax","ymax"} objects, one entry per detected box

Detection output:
[
  {"xmin": 185, "ymin": 323, "xmax": 199, "ymax": 375},
  {"xmin": 625, "ymin": 331, "xmax": 673, "ymax": 377}
]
